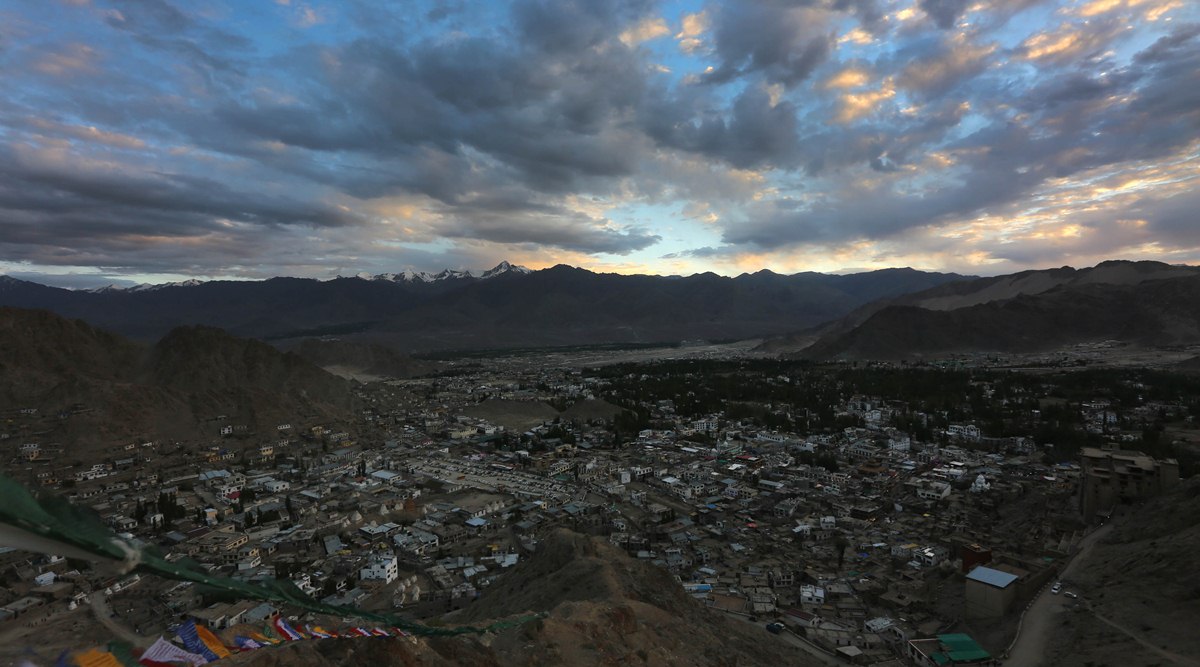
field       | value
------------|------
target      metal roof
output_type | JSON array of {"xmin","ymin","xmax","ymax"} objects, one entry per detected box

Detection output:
[{"xmin": 965, "ymin": 566, "xmax": 1018, "ymax": 589}]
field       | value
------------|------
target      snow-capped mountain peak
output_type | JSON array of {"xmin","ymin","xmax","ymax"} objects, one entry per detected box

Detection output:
[
  {"xmin": 480, "ymin": 261, "xmax": 532, "ymax": 279},
  {"xmin": 85, "ymin": 284, "xmax": 128, "ymax": 293},
  {"xmin": 363, "ymin": 262, "xmax": 530, "ymax": 283},
  {"xmin": 127, "ymin": 279, "xmax": 204, "ymax": 292}
]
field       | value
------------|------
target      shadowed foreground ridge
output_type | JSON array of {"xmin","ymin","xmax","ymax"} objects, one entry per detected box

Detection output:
[
  {"xmin": 238, "ymin": 529, "xmax": 812, "ymax": 667},
  {"xmin": 0, "ymin": 308, "xmax": 354, "ymax": 444}
]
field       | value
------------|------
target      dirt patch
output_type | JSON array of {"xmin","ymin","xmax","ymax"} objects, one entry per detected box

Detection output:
[{"xmin": 462, "ymin": 399, "xmax": 558, "ymax": 432}]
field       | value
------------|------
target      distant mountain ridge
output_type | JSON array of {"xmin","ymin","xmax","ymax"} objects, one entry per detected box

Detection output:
[
  {"xmin": 84, "ymin": 262, "xmax": 533, "ymax": 293},
  {"xmin": 0, "ymin": 264, "xmax": 970, "ymax": 351},
  {"xmin": 772, "ymin": 260, "xmax": 1200, "ymax": 359}
]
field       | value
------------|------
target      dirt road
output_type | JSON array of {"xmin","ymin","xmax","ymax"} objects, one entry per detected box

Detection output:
[
  {"xmin": 90, "ymin": 591, "xmax": 152, "ymax": 648},
  {"xmin": 724, "ymin": 612, "xmax": 841, "ymax": 666},
  {"xmin": 1003, "ymin": 524, "xmax": 1111, "ymax": 666}
]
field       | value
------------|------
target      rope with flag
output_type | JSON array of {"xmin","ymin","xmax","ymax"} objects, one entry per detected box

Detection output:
[
  {"xmin": 0, "ymin": 474, "xmax": 546, "ymax": 638},
  {"xmin": 53, "ymin": 616, "xmax": 437, "ymax": 666}
]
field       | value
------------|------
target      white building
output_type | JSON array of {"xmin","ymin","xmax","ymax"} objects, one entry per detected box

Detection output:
[
  {"xmin": 800, "ymin": 585, "xmax": 826, "ymax": 605},
  {"xmin": 360, "ymin": 554, "xmax": 399, "ymax": 584}
]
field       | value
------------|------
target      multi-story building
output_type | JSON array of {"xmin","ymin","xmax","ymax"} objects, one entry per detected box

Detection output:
[
  {"xmin": 1079, "ymin": 446, "xmax": 1179, "ymax": 522},
  {"xmin": 360, "ymin": 554, "xmax": 399, "ymax": 585}
]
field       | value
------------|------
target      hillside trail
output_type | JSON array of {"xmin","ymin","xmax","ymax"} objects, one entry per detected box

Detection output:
[{"xmin": 1085, "ymin": 607, "xmax": 1200, "ymax": 666}]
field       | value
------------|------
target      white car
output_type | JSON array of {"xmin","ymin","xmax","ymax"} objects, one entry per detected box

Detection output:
[{"xmin": 1051, "ymin": 582, "xmax": 1063, "ymax": 594}]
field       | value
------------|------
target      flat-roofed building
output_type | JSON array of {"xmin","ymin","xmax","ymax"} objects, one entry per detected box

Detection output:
[
  {"xmin": 907, "ymin": 634, "xmax": 992, "ymax": 666},
  {"xmin": 964, "ymin": 565, "xmax": 1018, "ymax": 618}
]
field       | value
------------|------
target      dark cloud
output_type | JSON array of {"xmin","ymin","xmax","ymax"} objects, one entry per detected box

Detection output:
[
  {"xmin": 643, "ymin": 86, "xmax": 803, "ymax": 169},
  {"xmin": 513, "ymin": 0, "xmax": 651, "ymax": 54},
  {"xmin": 0, "ymin": 146, "xmax": 356, "ymax": 230},
  {"xmin": 830, "ymin": 0, "xmax": 885, "ymax": 29},
  {"xmin": 918, "ymin": 0, "xmax": 967, "ymax": 29},
  {"xmin": 1, "ymin": 0, "xmax": 1197, "ymax": 280},
  {"xmin": 704, "ymin": 3, "xmax": 835, "ymax": 87}
]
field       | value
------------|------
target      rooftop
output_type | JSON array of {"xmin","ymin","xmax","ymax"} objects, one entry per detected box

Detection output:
[{"xmin": 965, "ymin": 565, "xmax": 1018, "ymax": 589}]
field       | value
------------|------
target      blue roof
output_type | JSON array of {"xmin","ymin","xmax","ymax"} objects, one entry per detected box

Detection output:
[{"xmin": 965, "ymin": 566, "xmax": 1018, "ymax": 588}]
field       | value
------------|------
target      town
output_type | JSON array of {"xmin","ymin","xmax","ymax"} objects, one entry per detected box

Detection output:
[{"xmin": 1, "ymin": 348, "xmax": 1194, "ymax": 666}]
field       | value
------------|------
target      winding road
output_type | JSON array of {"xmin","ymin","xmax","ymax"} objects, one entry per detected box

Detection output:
[
  {"xmin": 1004, "ymin": 521, "xmax": 1200, "ymax": 666},
  {"xmin": 1003, "ymin": 524, "xmax": 1110, "ymax": 665}
]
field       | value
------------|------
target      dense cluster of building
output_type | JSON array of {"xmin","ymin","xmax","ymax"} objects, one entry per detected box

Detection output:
[{"xmin": 0, "ymin": 356, "xmax": 1187, "ymax": 665}]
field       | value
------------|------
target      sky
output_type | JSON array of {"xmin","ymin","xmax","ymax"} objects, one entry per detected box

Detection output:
[{"xmin": 1, "ymin": 0, "xmax": 1197, "ymax": 288}]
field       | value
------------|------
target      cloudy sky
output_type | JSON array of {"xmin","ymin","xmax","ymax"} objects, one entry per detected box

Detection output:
[{"xmin": 1, "ymin": 0, "xmax": 1197, "ymax": 287}]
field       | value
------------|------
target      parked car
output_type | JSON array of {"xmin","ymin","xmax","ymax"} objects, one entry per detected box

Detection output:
[
  {"xmin": 1051, "ymin": 582, "xmax": 1063, "ymax": 594},
  {"xmin": 1065, "ymin": 591, "xmax": 1078, "ymax": 599},
  {"xmin": 766, "ymin": 622, "xmax": 785, "ymax": 635}
]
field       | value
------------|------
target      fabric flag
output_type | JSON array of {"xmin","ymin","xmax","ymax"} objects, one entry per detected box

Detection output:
[
  {"xmin": 105, "ymin": 642, "xmax": 140, "ymax": 667},
  {"xmin": 177, "ymin": 620, "xmax": 225, "ymax": 662},
  {"xmin": 308, "ymin": 626, "xmax": 335, "ymax": 639},
  {"xmin": 194, "ymin": 624, "xmax": 231, "ymax": 661},
  {"xmin": 249, "ymin": 631, "xmax": 280, "ymax": 646},
  {"xmin": 371, "ymin": 628, "xmax": 390, "ymax": 637},
  {"xmin": 136, "ymin": 659, "xmax": 181, "ymax": 667},
  {"xmin": 234, "ymin": 636, "xmax": 263, "ymax": 650},
  {"xmin": 69, "ymin": 648, "xmax": 124, "ymax": 667},
  {"xmin": 271, "ymin": 615, "xmax": 305, "ymax": 641},
  {"xmin": 138, "ymin": 638, "xmax": 206, "ymax": 667}
]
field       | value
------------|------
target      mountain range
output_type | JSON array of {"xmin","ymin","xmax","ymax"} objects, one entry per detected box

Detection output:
[
  {"xmin": 9, "ymin": 260, "xmax": 1198, "ymax": 360},
  {"xmin": 767, "ymin": 260, "xmax": 1200, "ymax": 359},
  {"xmin": 0, "ymin": 263, "xmax": 969, "ymax": 351},
  {"xmin": 87, "ymin": 261, "xmax": 535, "ymax": 293}
]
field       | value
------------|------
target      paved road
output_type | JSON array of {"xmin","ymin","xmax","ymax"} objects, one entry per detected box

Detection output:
[{"xmin": 1003, "ymin": 524, "xmax": 1111, "ymax": 666}]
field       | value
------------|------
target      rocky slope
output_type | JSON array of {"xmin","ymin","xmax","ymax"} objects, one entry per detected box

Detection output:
[
  {"xmin": 1044, "ymin": 478, "xmax": 1200, "ymax": 666},
  {"xmin": 0, "ymin": 308, "xmax": 353, "ymax": 445}
]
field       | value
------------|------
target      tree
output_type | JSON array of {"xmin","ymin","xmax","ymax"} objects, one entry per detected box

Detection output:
[{"xmin": 833, "ymin": 536, "xmax": 850, "ymax": 571}]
